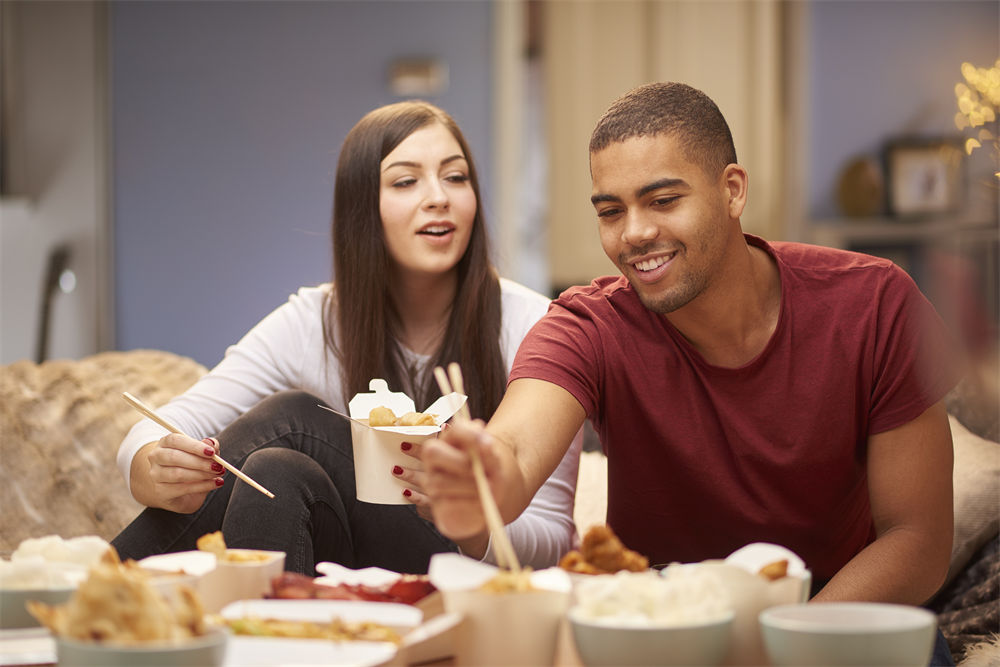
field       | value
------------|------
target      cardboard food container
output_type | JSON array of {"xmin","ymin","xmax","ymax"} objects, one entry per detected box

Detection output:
[
  {"xmin": 344, "ymin": 379, "xmax": 466, "ymax": 505},
  {"xmin": 139, "ymin": 549, "xmax": 285, "ymax": 613},
  {"xmin": 698, "ymin": 543, "xmax": 812, "ymax": 666},
  {"xmin": 429, "ymin": 553, "xmax": 572, "ymax": 667}
]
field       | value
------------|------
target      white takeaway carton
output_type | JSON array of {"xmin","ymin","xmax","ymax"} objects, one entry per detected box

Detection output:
[{"xmin": 346, "ymin": 378, "xmax": 466, "ymax": 504}]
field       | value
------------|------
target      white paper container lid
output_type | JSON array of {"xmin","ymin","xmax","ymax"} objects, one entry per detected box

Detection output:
[
  {"xmin": 349, "ymin": 379, "xmax": 415, "ymax": 419},
  {"xmin": 347, "ymin": 378, "xmax": 467, "ymax": 428}
]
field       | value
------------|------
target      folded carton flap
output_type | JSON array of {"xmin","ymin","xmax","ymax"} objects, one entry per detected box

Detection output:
[
  {"xmin": 370, "ymin": 425, "xmax": 440, "ymax": 435},
  {"xmin": 426, "ymin": 392, "xmax": 467, "ymax": 423},
  {"xmin": 348, "ymin": 379, "xmax": 415, "ymax": 419}
]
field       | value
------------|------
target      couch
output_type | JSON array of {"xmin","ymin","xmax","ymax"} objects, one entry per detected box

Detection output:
[{"xmin": 1, "ymin": 349, "xmax": 997, "ymax": 663}]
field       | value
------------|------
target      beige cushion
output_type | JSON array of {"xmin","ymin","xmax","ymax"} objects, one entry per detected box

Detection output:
[
  {"xmin": 945, "ymin": 414, "xmax": 1000, "ymax": 585},
  {"xmin": 574, "ymin": 451, "xmax": 607, "ymax": 536}
]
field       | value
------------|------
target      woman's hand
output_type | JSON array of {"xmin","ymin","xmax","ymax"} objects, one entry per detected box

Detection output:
[
  {"xmin": 131, "ymin": 434, "xmax": 225, "ymax": 513},
  {"xmin": 394, "ymin": 438, "xmax": 432, "ymax": 519}
]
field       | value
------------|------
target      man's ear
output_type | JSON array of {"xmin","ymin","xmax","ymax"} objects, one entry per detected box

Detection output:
[{"xmin": 722, "ymin": 163, "xmax": 749, "ymax": 219}]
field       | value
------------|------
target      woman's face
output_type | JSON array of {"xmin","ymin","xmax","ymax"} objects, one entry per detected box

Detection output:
[{"xmin": 379, "ymin": 122, "xmax": 477, "ymax": 280}]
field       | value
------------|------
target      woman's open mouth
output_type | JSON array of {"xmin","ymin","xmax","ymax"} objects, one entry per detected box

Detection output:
[{"xmin": 418, "ymin": 223, "xmax": 455, "ymax": 238}]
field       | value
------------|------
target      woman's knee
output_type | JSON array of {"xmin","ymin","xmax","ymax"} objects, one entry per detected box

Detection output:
[
  {"xmin": 247, "ymin": 390, "xmax": 327, "ymax": 421},
  {"xmin": 242, "ymin": 448, "xmax": 335, "ymax": 493}
]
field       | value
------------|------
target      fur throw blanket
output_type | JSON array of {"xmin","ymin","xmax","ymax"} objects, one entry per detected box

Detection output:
[{"xmin": 0, "ymin": 350, "xmax": 206, "ymax": 554}]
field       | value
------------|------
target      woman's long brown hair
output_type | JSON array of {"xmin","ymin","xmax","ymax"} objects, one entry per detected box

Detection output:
[{"xmin": 324, "ymin": 101, "xmax": 505, "ymax": 419}]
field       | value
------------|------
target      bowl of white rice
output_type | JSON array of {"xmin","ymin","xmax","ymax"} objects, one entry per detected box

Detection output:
[
  {"xmin": 568, "ymin": 564, "xmax": 734, "ymax": 666},
  {"xmin": 1, "ymin": 535, "xmax": 111, "ymax": 629}
]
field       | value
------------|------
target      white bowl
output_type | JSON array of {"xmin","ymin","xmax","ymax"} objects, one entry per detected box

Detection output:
[
  {"xmin": 759, "ymin": 602, "xmax": 937, "ymax": 666},
  {"xmin": 568, "ymin": 607, "xmax": 734, "ymax": 666},
  {"xmin": 0, "ymin": 587, "xmax": 75, "ymax": 629},
  {"xmin": 54, "ymin": 627, "xmax": 228, "ymax": 666}
]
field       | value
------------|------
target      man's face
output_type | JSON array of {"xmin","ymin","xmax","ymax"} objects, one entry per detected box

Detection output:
[{"xmin": 590, "ymin": 133, "xmax": 734, "ymax": 314}]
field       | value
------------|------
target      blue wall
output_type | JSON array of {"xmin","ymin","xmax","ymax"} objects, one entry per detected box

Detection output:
[
  {"xmin": 112, "ymin": 1, "xmax": 492, "ymax": 367},
  {"xmin": 808, "ymin": 0, "xmax": 999, "ymax": 220}
]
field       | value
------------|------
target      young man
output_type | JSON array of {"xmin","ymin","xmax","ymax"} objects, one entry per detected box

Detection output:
[{"xmin": 424, "ymin": 81, "xmax": 958, "ymax": 641}]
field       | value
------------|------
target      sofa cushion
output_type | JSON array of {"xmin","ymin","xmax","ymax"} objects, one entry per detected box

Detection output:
[{"xmin": 946, "ymin": 414, "xmax": 1000, "ymax": 586}]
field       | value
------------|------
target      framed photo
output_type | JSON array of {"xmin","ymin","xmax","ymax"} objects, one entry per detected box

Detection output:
[{"xmin": 884, "ymin": 138, "xmax": 965, "ymax": 218}]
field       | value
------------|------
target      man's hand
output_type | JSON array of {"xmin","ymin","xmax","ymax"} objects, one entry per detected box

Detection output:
[{"xmin": 423, "ymin": 418, "xmax": 503, "ymax": 541}]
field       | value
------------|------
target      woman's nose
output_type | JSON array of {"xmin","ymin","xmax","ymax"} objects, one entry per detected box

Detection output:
[{"xmin": 423, "ymin": 180, "xmax": 450, "ymax": 209}]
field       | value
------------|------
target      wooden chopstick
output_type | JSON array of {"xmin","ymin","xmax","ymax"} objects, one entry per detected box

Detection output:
[
  {"xmin": 433, "ymin": 364, "xmax": 521, "ymax": 573},
  {"xmin": 121, "ymin": 392, "xmax": 275, "ymax": 499}
]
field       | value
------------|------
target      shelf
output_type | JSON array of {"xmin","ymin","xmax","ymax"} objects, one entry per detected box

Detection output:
[{"xmin": 809, "ymin": 217, "xmax": 999, "ymax": 248}]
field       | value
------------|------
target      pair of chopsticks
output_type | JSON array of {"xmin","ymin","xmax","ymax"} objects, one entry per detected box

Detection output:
[
  {"xmin": 121, "ymin": 392, "xmax": 275, "ymax": 499},
  {"xmin": 433, "ymin": 363, "xmax": 521, "ymax": 573}
]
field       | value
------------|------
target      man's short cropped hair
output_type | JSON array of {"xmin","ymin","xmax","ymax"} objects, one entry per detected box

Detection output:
[{"xmin": 589, "ymin": 82, "xmax": 738, "ymax": 178}]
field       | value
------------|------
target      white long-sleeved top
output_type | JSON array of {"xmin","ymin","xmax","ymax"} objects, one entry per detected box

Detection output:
[{"xmin": 117, "ymin": 279, "xmax": 581, "ymax": 568}]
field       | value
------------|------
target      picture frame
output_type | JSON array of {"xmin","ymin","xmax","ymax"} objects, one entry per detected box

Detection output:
[{"xmin": 884, "ymin": 138, "xmax": 965, "ymax": 218}]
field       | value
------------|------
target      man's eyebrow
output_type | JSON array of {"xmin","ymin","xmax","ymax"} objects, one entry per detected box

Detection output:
[
  {"xmin": 591, "ymin": 193, "xmax": 620, "ymax": 205},
  {"xmin": 383, "ymin": 154, "xmax": 466, "ymax": 172},
  {"xmin": 591, "ymin": 177, "xmax": 689, "ymax": 205},
  {"xmin": 637, "ymin": 178, "xmax": 687, "ymax": 198}
]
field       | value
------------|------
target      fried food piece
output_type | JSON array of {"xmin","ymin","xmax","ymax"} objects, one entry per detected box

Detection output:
[
  {"xmin": 219, "ymin": 616, "xmax": 402, "ymax": 644},
  {"xmin": 559, "ymin": 525, "xmax": 649, "ymax": 574},
  {"xmin": 758, "ymin": 559, "xmax": 789, "ymax": 581},
  {"xmin": 396, "ymin": 411, "xmax": 436, "ymax": 426},
  {"xmin": 196, "ymin": 531, "xmax": 227, "ymax": 558},
  {"xmin": 368, "ymin": 406, "xmax": 398, "ymax": 426},
  {"xmin": 196, "ymin": 531, "xmax": 272, "ymax": 563},
  {"xmin": 557, "ymin": 550, "xmax": 605, "ymax": 575},
  {"xmin": 27, "ymin": 548, "xmax": 205, "ymax": 644},
  {"xmin": 479, "ymin": 568, "xmax": 535, "ymax": 593}
]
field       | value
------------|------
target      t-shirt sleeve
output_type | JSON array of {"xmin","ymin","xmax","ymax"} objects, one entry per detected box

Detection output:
[
  {"xmin": 868, "ymin": 265, "xmax": 963, "ymax": 434},
  {"xmin": 509, "ymin": 298, "xmax": 603, "ymax": 418}
]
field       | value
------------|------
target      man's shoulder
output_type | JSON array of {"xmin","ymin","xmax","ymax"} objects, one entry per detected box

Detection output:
[
  {"xmin": 553, "ymin": 275, "xmax": 632, "ymax": 306},
  {"xmin": 768, "ymin": 240, "xmax": 895, "ymax": 273},
  {"xmin": 761, "ymin": 240, "xmax": 920, "ymax": 318}
]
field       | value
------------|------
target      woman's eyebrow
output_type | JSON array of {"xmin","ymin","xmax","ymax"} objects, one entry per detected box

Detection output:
[{"xmin": 382, "ymin": 154, "xmax": 466, "ymax": 172}]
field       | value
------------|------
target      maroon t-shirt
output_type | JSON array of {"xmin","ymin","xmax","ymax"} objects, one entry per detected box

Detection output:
[{"xmin": 510, "ymin": 235, "xmax": 960, "ymax": 580}]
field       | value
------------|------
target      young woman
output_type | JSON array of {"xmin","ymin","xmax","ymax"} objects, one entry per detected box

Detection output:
[{"xmin": 111, "ymin": 101, "xmax": 581, "ymax": 575}]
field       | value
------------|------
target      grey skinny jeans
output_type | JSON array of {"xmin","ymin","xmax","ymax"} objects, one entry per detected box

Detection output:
[{"xmin": 111, "ymin": 390, "xmax": 458, "ymax": 575}]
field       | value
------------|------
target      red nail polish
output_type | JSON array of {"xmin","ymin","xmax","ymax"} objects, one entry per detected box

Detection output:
[
  {"xmin": 392, "ymin": 465, "xmax": 403, "ymax": 475},
  {"xmin": 214, "ymin": 477, "xmax": 224, "ymax": 486},
  {"xmin": 400, "ymin": 442, "xmax": 412, "ymax": 452},
  {"xmin": 211, "ymin": 462, "xmax": 224, "ymax": 473},
  {"xmin": 204, "ymin": 447, "xmax": 216, "ymax": 457},
  {"xmin": 403, "ymin": 489, "xmax": 412, "ymax": 497}
]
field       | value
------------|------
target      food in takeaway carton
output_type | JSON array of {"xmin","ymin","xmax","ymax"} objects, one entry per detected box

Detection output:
[
  {"xmin": 138, "ymin": 531, "xmax": 284, "ymax": 613},
  {"xmin": 429, "ymin": 552, "xmax": 571, "ymax": 666},
  {"xmin": 697, "ymin": 543, "xmax": 812, "ymax": 665},
  {"xmin": 344, "ymin": 378, "xmax": 466, "ymax": 504}
]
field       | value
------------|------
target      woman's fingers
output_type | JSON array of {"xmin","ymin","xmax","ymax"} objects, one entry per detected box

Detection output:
[
  {"xmin": 150, "ymin": 434, "xmax": 221, "ymax": 476},
  {"xmin": 400, "ymin": 439, "xmax": 421, "ymax": 460},
  {"xmin": 392, "ymin": 464, "xmax": 425, "ymax": 492}
]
